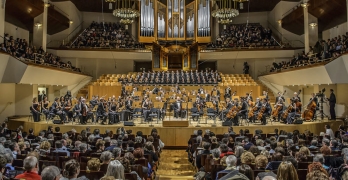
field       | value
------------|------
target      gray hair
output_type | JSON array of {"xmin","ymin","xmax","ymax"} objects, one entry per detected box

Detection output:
[
  {"xmin": 104, "ymin": 137, "xmax": 111, "ymax": 143},
  {"xmin": 104, "ymin": 160, "xmax": 124, "ymax": 179},
  {"xmin": 110, "ymin": 139, "xmax": 117, "ymax": 146},
  {"xmin": 235, "ymin": 146, "xmax": 244, "ymax": 158},
  {"xmin": 88, "ymin": 134, "xmax": 95, "ymax": 142},
  {"xmin": 0, "ymin": 144, "xmax": 7, "ymax": 155},
  {"xmin": 135, "ymin": 136, "xmax": 142, "ymax": 143},
  {"xmin": 193, "ymin": 130, "xmax": 198, "ymax": 135},
  {"xmin": 47, "ymin": 134, "xmax": 54, "ymax": 139},
  {"xmin": 79, "ymin": 143, "xmax": 87, "ymax": 152},
  {"xmin": 113, "ymin": 147, "xmax": 122, "ymax": 158},
  {"xmin": 100, "ymin": 151, "xmax": 113, "ymax": 162},
  {"xmin": 0, "ymin": 137, "xmax": 6, "ymax": 144},
  {"xmin": 313, "ymin": 154, "xmax": 325, "ymax": 164},
  {"xmin": 4, "ymin": 153, "xmax": 13, "ymax": 163},
  {"xmin": 41, "ymin": 166, "xmax": 61, "ymax": 180},
  {"xmin": 263, "ymin": 176, "xmax": 277, "ymax": 180},
  {"xmin": 286, "ymin": 139, "xmax": 294, "ymax": 146},
  {"xmin": 74, "ymin": 141, "xmax": 82, "ymax": 149},
  {"xmin": 260, "ymin": 149, "xmax": 270, "ymax": 157},
  {"xmin": 62, "ymin": 133, "xmax": 69, "ymax": 140},
  {"xmin": 211, "ymin": 148, "xmax": 221, "ymax": 159},
  {"xmin": 23, "ymin": 156, "xmax": 38, "ymax": 171},
  {"xmin": 322, "ymin": 138, "xmax": 330, "ymax": 146},
  {"xmin": 205, "ymin": 129, "xmax": 210, "ymax": 134},
  {"xmin": 342, "ymin": 148, "xmax": 348, "ymax": 156},
  {"xmin": 226, "ymin": 155, "xmax": 237, "ymax": 167},
  {"xmin": 39, "ymin": 131, "xmax": 45, "ymax": 136}
]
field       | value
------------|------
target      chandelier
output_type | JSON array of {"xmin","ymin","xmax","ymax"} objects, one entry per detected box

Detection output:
[
  {"xmin": 112, "ymin": 0, "xmax": 140, "ymax": 24},
  {"xmin": 212, "ymin": 0, "xmax": 239, "ymax": 24},
  {"xmin": 105, "ymin": 0, "xmax": 116, "ymax": 10},
  {"xmin": 233, "ymin": 0, "xmax": 248, "ymax": 9}
]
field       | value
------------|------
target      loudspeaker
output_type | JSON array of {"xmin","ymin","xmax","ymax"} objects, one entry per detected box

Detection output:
[
  {"xmin": 222, "ymin": 121, "xmax": 232, "ymax": 126},
  {"xmin": 53, "ymin": 120, "xmax": 62, "ymax": 124},
  {"xmin": 124, "ymin": 121, "xmax": 135, "ymax": 126},
  {"xmin": 293, "ymin": 119, "xmax": 303, "ymax": 124}
]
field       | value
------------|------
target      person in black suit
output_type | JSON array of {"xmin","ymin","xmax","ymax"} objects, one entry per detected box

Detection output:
[
  {"xmin": 257, "ymin": 98, "xmax": 271, "ymax": 125},
  {"xmin": 224, "ymin": 86, "xmax": 231, "ymax": 100},
  {"xmin": 328, "ymin": 89, "xmax": 336, "ymax": 120},
  {"xmin": 220, "ymin": 98, "xmax": 233, "ymax": 121},
  {"xmin": 31, "ymin": 97, "xmax": 41, "ymax": 122},
  {"xmin": 293, "ymin": 92, "xmax": 301, "ymax": 102},
  {"xmin": 38, "ymin": 91, "xmax": 43, "ymax": 102},
  {"xmin": 275, "ymin": 92, "xmax": 285, "ymax": 103},
  {"xmin": 237, "ymin": 97, "xmax": 248, "ymax": 120},
  {"xmin": 193, "ymin": 97, "xmax": 203, "ymax": 121},
  {"xmin": 97, "ymin": 99, "xmax": 108, "ymax": 124},
  {"xmin": 173, "ymin": 97, "xmax": 186, "ymax": 118},
  {"xmin": 50, "ymin": 97, "xmax": 66, "ymax": 122}
]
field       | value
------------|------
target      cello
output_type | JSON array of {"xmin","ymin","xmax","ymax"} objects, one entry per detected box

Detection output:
[
  {"xmin": 225, "ymin": 91, "xmax": 237, "ymax": 119},
  {"xmin": 302, "ymin": 94, "xmax": 317, "ymax": 120},
  {"xmin": 272, "ymin": 90, "xmax": 286, "ymax": 120},
  {"xmin": 282, "ymin": 90, "xmax": 302, "ymax": 120}
]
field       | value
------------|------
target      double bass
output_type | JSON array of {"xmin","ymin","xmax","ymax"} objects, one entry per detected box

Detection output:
[
  {"xmin": 302, "ymin": 94, "xmax": 317, "ymax": 120},
  {"xmin": 282, "ymin": 90, "xmax": 302, "ymax": 120},
  {"xmin": 272, "ymin": 90, "xmax": 286, "ymax": 119},
  {"xmin": 257, "ymin": 102, "xmax": 268, "ymax": 120},
  {"xmin": 225, "ymin": 91, "xmax": 237, "ymax": 119}
]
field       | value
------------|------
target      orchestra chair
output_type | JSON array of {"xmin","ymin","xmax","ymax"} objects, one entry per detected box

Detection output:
[
  {"xmin": 239, "ymin": 114, "xmax": 249, "ymax": 126},
  {"xmin": 28, "ymin": 111, "xmax": 33, "ymax": 122},
  {"xmin": 148, "ymin": 108, "xmax": 159, "ymax": 124},
  {"xmin": 132, "ymin": 108, "xmax": 143, "ymax": 120},
  {"xmin": 206, "ymin": 108, "xmax": 216, "ymax": 120},
  {"xmin": 190, "ymin": 107, "xmax": 200, "ymax": 126}
]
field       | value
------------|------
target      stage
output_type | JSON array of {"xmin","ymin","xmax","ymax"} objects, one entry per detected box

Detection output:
[{"xmin": 8, "ymin": 116, "xmax": 344, "ymax": 147}]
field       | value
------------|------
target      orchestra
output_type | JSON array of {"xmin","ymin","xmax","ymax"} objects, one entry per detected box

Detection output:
[{"xmin": 30, "ymin": 84, "xmax": 336, "ymax": 127}]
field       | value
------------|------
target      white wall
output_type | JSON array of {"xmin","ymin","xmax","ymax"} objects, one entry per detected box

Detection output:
[
  {"xmin": 4, "ymin": 22, "xmax": 29, "ymax": 41},
  {"xmin": 0, "ymin": 84, "xmax": 15, "ymax": 121},
  {"xmin": 230, "ymin": 12, "xmax": 269, "ymax": 27},
  {"xmin": 322, "ymin": 22, "xmax": 347, "ymax": 40},
  {"xmin": 49, "ymin": 1, "xmax": 82, "ymax": 43},
  {"xmin": 33, "ymin": 13, "xmax": 44, "ymax": 48},
  {"xmin": 15, "ymin": 84, "xmax": 35, "ymax": 116},
  {"xmin": 81, "ymin": 12, "xmax": 121, "ymax": 29}
]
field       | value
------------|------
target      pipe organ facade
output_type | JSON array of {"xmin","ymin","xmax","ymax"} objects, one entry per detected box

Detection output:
[{"xmin": 139, "ymin": 0, "xmax": 212, "ymax": 42}]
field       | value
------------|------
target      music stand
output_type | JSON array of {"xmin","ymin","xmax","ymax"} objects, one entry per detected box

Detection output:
[{"xmin": 154, "ymin": 102, "xmax": 164, "ymax": 124}]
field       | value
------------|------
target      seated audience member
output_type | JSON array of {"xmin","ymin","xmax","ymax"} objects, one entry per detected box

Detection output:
[
  {"xmin": 307, "ymin": 162, "xmax": 329, "ymax": 180},
  {"xmin": 95, "ymin": 140, "xmax": 105, "ymax": 153},
  {"xmin": 87, "ymin": 158, "xmax": 101, "ymax": 171},
  {"xmin": 295, "ymin": 152, "xmax": 308, "ymax": 162},
  {"xmin": 100, "ymin": 151, "xmax": 113, "ymax": 165},
  {"xmin": 41, "ymin": 166, "xmax": 62, "ymax": 180},
  {"xmin": 9, "ymin": 142, "xmax": 20, "ymax": 160},
  {"xmin": 53, "ymin": 140, "xmax": 70, "ymax": 156},
  {"xmin": 196, "ymin": 142, "xmax": 211, "ymax": 169},
  {"xmin": 1, "ymin": 154, "xmax": 10, "ymax": 178},
  {"xmin": 255, "ymin": 155, "xmax": 268, "ymax": 170},
  {"xmin": 309, "ymin": 139, "xmax": 319, "ymax": 149},
  {"xmin": 61, "ymin": 159, "xmax": 86, "ymax": 180},
  {"xmin": 144, "ymin": 142, "xmax": 158, "ymax": 164},
  {"xmin": 266, "ymin": 152, "xmax": 282, "ymax": 170},
  {"xmin": 105, "ymin": 139, "xmax": 118, "ymax": 151},
  {"xmin": 239, "ymin": 151, "xmax": 255, "ymax": 168},
  {"xmin": 117, "ymin": 156, "xmax": 142, "ymax": 180},
  {"xmin": 15, "ymin": 156, "xmax": 41, "ymax": 180},
  {"xmin": 220, "ymin": 144, "xmax": 234, "ymax": 158},
  {"xmin": 234, "ymin": 146, "xmax": 244, "ymax": 159},
  {"xmin": 249, "ymin": 145, "xmax": 260, "ymax": 156},
  {"xmin": 39, "ymin": 141, "xmax": 51, "ymax": 155},
  {"xmin": 276, "ymin": 161, "xmax": 299, "ymax": 180},
  {"xmin": 103, "ymin": 160, "xmax": 125, "ymax": 179},
  {"xmin": 313, "ymin": 154, "xmax": 329, "ymax": 170},
  {"xmin": 216, "ymin": 155, "xmax": 237, "ymax": 180},
  {"xmin": 238, "ymin": 164, "xmax": 254, "ymax": 180},
  {"xmin": 242, "ymin": 138, "xmax": 254, "ymax": 151}
]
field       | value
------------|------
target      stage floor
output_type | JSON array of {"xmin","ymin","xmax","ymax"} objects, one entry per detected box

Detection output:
[{"xmin": 8, "ymin": 116, "xmax": 344, "ymax": 147}]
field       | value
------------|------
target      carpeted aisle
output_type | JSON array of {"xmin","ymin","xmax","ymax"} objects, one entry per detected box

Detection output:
[{"xmin": 156, "ymin": 150, "xmax": 196, "ymax": 180}]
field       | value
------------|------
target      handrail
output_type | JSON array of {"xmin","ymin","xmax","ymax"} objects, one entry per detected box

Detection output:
[
  {"xmin": 51, "ymin": 4, "xmax": 69, "ymax": 17},
  {"xmin": 282, "ymin": 1, "xmax": 302, "ymax": 17},
  {"xmin": 47, "ymin": 21, "xmax": 85, "ymax": 47},
  {"xmin": 258, "ymin": 79, "xmax": 281, "ymax": 96},
  {"xmin": 70, "ymin": 76, "xmax": 92, "ymax": 92},
  {"xmin": 0, "ymin": 102, "xmax": 13, "ymax": 116},
  {"xmin": 70, "ymin": 29, "xmax": 87, "ymax": 47}
]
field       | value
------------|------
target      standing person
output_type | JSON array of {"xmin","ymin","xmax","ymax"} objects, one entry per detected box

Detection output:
[
  {"xmin": 31, "ymin": 97, "xmax": 41, "ymax": 122},
  {"xmin": 327, "ymin": 89, "xmax": 336, "ymax": 120},
  {"xmin": 243, "ymin": 62, "xmax": 249, "ymax": 74}
]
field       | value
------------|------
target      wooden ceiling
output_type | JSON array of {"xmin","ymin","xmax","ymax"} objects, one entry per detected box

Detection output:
[
  {"xmin": 5, "ymin": 0, "xmax": 69, "ymax": 35},
  {"xmin": 50, "ymin": 0, "xmax": 282, "ymax": 13},
  {"xmin": 282, "ymin": 0, "xmax": 347, "ymax": 35}
]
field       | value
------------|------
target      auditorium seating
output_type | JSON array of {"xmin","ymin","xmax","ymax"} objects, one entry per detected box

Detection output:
[
  {"xmin": 92, "ymin": 72, "xmax": 257, "ymax": 86},
  {"xmin": 69, "ymin": 21, "xmax": 144, "ymax": 49},
  {"xmin": 206, "ymin": 23, "xmax": 280, "ymax": 49}
]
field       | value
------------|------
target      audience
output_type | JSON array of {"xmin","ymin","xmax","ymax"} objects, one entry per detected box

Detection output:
[
  {"xmin": 270, "ymin": 33, "xmax": 348, "ymax": 73},
  {"xmin": 14, "ymin": 156, "xmax": 40, "ymax": 180},
  {"xmin": 207, "ymin": 23, "xmax": 278, "ymax": 49},
  {"xmin": 70, "ymin": 21, "xmax": 144, "ymax": 49},
  {"xmin": 1, "ymin": 34, "xmax": 81, "ymax": 72}
]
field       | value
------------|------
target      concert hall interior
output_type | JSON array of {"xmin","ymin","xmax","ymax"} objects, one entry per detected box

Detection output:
[{"xmin": 1, "ymin": 0, "xmax": 348, "ymax": 179}]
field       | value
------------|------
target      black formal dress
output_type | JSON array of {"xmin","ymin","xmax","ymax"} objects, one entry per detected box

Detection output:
[{"xmin": 31, "ymin": 103, "xmax": 41, "ymax": 122}]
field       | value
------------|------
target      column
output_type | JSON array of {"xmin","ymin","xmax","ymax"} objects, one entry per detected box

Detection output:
[
  {"xmin": 0, "ymin": 0, "xmax": 5, "ymax": 44},
  {"xmin": 303, "ymin": 4, "xmax": 309, "ymax": 53},
  {"xmin": 42, "ymin": 1, "xmax": 48, "ymax": 51},
  {"xmin": 347, "ymin": 0, "xmax": 348, "ymax": 31}
]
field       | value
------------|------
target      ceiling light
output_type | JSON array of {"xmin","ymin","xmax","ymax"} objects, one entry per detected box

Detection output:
[
  {"xmin": 277, "ymin": 19, "xmax": 282, "ymax": 25},
  {"xmin": 309, "ymin": 22, "xmax": 317, "ymax": 27},
  {"xmin": 44, "ymin": 3, "xmax": 51, "ymax": 8},
  {"xmin": 301, "ymin": 3, "xmax": 309, "ymax": 8},
  {"xmin": 69, "ymin": 20, "xmax": 74, "ymax": 24},
  {"xmin": 27, "ymin": 8, "xmax": 32, "ymax": 13},
  {"xmin": 35, "ymin": 23, "xmax": 42, "ymax": 27},
  {"xmin": 105, "ymin": 0, "xmax": 116, "ymax": 10}
]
